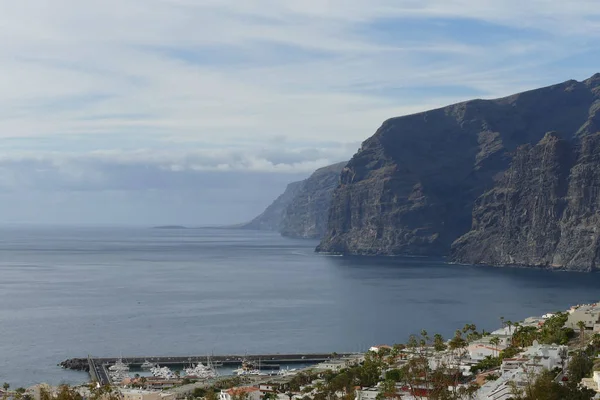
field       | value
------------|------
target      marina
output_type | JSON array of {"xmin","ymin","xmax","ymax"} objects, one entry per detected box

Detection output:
[{"xmin": 79, "ymin": 353, "xmax": 350, "ymax": 386}]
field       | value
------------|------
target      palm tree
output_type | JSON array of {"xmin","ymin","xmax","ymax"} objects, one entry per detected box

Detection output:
[
  {"xmin": 506, "ymin": 321, "xmax": 513, "ymax": 335},
  {"xmin": 2, "ymin": 383, "xmax": 9, "ymax": 392},
  {"xmin": 433, "ymin": 334, "xmax": 446, "ymax": 352},
  {"xmin": 489, "ymin": 337, "xmax": 501, "ymax": 358},
  {"xmin": 577, "ymin": 320, "xmax": 587, "ymax": 349}
]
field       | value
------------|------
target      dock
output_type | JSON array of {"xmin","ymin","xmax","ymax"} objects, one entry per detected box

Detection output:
[{"xmin": 79, "ymin": 353, "xmax": 350, "ymax": 386}]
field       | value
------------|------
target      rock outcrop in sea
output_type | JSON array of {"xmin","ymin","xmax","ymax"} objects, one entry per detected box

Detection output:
[
  {"xmin": 241, "ymin": 162, "xmax": 346, "ymax": 239},
  {"xmin": 317, "ymin": 73, "xmax": 600, "ymax": 268}
]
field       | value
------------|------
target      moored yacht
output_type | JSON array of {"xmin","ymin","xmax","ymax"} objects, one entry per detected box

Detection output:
[{"xmin": 109, "ymin": 358, "xmax": 130, "ymax": 372}]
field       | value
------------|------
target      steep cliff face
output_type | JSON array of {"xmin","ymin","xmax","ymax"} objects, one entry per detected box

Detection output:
[
  {"xmin": 280, "ymin": 162, "xmax": 346, "ymax": 239},
  {"xmin": 240, "ymin": 180, "xmax": 304, "ymax": 231},
  {"xmin": 241, "ymin": 162, "xmax": 345, "ymax": 238},
  {"xmin": 318, "ymin": 74, "xmax": 600, "ymax": 256},
  {"xmin": 450, "ymin": 133, "xmax": 573, "ymax": 267},
  {"xmin": 451, "ymin": 132, "xmax": 600, "ymax": 271}
]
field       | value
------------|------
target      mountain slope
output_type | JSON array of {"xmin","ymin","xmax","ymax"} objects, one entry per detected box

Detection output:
[
  {"xmin": 317, "ymin": 73, "xmax": 600, "ymax": 257},
  {"xmin": 240, "ymin": 162, "xmax": 346, "ymax": 239},
  {"xmin": 280, "ymin": 162, "xmax": 346, "ymax": 239},
  {"xmin": 240, "ymin": 180, "xmax": 304, "ymax": 231}
]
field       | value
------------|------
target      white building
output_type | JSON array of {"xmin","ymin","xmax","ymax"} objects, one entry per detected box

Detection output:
[
  {"xmin": 315, "ymin": 355, "xmax": 362, "ymax": 372},
  {"xmin": 521, "ymin": 316, "xmax": 545, "ymax": 328},
  {"xmin": 475, "ymin": 365, "xmax": 541, "ymax": 400},
  {"xmin": 566, "ymin": 303, "xmax": 600, "ymax": 330},
  {"xmin": 520, "ymin": 341, "xmax": 567, "ymax": 371},
  {"xmin": 468, "ymin": 336, "xmax": 509, "ymax": 361},
  {"xmin": 355, "ymin": 388, "xmax": 379, "ymax": 400},
  {"xmin": 500, "ymin": 358, "xmax": 528, "ymax": 374},
  {"xmin": 490, "ymin": 327, "xmax": 515, "ymax": 337},
  {"xmin": 315, "ymin": 360, "xmax": 347, "ymax": 371},
  {"xmin": 369, "ymin": 345, "xmax": 392, "ymax": 353},
  {"xmin": 220, "ymin": 387, "xmax": 262, "ymax": 400}
]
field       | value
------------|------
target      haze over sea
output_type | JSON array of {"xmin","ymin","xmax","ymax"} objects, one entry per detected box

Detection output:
[{"xmin": 2, "ymin": 226, "xmax": 600, "ymax": 387}]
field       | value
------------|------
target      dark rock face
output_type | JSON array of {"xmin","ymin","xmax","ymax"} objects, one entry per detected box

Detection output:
[
  {"xmin": 240, "ymin": 180, "xmax": 304, "ymax": 232},
  {"xmin": 452, "ymin": 132, "xmax": 600, "ymax": 271},
  {"xmin": 318, "ymin": 74, "xmax": 600, "ymax": 257},
  {"xmin": 241, "ymin": 162, "xmax": 346, "ymax": 239},
  {"xmin": 59, "ymin": 358, "xmax": 89, "ymax": 371},
  {"xmin": 281, "ymin": 162, "xmax": 346, "ymax": 239}
]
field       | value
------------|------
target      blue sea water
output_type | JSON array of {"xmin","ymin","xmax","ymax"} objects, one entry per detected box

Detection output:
[{"xmin": 1, "ymin": 226, "xmax": 600, "ymax": 387}]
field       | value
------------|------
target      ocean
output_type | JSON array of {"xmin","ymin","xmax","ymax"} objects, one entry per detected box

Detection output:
[{"xmin": 1, "ymin": 226, "xmax": 600, "ymax": 387}]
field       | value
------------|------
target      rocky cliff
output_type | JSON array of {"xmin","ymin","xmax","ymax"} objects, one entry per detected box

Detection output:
[
  {"xmin": 241, "ymin": 180, "xmax": 304, "ymax": 231},
  {"xmin": 241, "ymin": 162, "xmax": 345, "ymax": 238},
  {"xmin": 317, "ymin": 73, "xmax": 600, "ymax": 258},
  {"xmin": 281, "ymin": 162, "xmax": 346, "ymax": 239},
  {"xmin": 451, "ymin": 132, "xmax": 600, "ymax": 271}
]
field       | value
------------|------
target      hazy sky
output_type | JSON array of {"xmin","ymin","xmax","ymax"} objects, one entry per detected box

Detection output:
[{"xmin": 1, "ymin": 1, "xmax": 600, "ymax": 225}]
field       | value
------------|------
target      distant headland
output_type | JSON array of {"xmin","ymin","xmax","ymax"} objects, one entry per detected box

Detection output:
[{"xmin": 152, "ymin": 225, "xmax": 189, "ymax": 229}]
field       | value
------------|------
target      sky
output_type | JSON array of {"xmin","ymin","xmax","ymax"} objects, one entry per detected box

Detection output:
[{"xmin": 1, "ymin": 1, "xmax": 600, "ymax": 225}]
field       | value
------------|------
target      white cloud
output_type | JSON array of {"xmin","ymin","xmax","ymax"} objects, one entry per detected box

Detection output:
[
  {"xmin": 0, "ymin": 0, "xmax": 598, "ymax": 146},
  {"xmin": 0, "ymin": 142, "xmax": 355, "ymax": 192},
  {"xmin": 0, "ymin": 1, "xmax": 599, "ymax": 223}
]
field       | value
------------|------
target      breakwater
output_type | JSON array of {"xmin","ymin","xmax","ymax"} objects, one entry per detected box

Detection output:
[{"xmin": 59, "ymin": 353, "xmax": 351, "ymax": 386}]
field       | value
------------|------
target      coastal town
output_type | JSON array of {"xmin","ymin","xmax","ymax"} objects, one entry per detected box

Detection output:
[{"xmin": 4, "ymin": 302, "xmax": 600, "ymax": 400}]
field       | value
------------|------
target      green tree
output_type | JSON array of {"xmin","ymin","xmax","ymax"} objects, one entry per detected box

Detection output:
[
  {"xmin": 384, "ymin": 369, "xmax": 402, "ymax": 382},
  {"xmin": 2, "ymin": 384, "xmax": 9, "ymax": 392},
  {"xmin": 54, "ymin": 385, "xmax": 83, "ymax": 400},
  {"xmin": 206, "ymin": 390, "xmax": 219, "ymax": 400},
  {"xmin": 377, "ymin": 379, "xmax": 397, "ymax": 400},
  {"xmin": 510, "ymin": 369, "xmax": 595, "ymax": 400},
  {"xmin": 262, "ymin": 393, "xmax": 278, "ymax": 400},
  {"xmin": 506, "ymin": 321, "xmax": 513, "ymax": 335},
  {"xmin": 470, "ymin": 356, "xmax": 501, "ymax": 374},
  {"xmin": 489, "ymin": 337, "xmax": 500, "ymax": 358},
  {"xmin": 568, "ymin": 351, "xmax": 593, "ymax": 383},
  {"xmin": 433, "ymin": 334, "xmax": 447, "ymax": 352}
]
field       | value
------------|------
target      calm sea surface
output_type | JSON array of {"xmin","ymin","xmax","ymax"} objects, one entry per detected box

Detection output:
[{"xmin": 1, "ymin": 226, "xmax": 600, "ymax": 387}]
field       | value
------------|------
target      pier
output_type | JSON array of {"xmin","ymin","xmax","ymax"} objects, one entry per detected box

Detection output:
[{"xmin": 77, "ymin": 353, "xmax": 350, "ymax": 386}]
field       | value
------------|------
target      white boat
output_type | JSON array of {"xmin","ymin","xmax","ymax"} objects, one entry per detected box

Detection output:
[
  {"xmin": 109, "ymin": 369, "xmax": 130, "ymax": 383},
  {"xmin": 141, "ymin": 360, "xmax": 154, "ymax": 370},
  {"xmin": 233, "ymin": 368, "xmax": 257, "ymax": 376},
  {"xmin": 109, "ymin": 358, "xmax": 130, "ymax": 372},
  {"xmin": 277, "ymin": 367, "xmax": 298, "ymax": 377},
  {"xmin": 150, "ymin": 365, "xmax": 176, "ymax": 379},
  {"xmin": 234, "ymin": 358, "xmax": 266, "ymax": 376},
  {"xmin": 185, "ymin": 357, "xmax": 218, "ymax": 379}
]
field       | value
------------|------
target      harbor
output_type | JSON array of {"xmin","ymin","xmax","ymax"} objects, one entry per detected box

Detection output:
[{"xmin": 64, "ymin": 353, "xmax": 353, "ymax": 386}]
